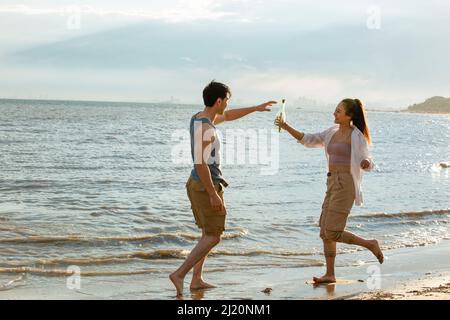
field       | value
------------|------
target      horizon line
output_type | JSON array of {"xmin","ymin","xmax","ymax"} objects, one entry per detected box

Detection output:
[{"xmin": 0, "ymin": 97, "xmax": 410, "ymax": 112}]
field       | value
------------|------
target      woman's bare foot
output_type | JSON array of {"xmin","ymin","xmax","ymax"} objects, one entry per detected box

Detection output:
[
  {"xmin": 368, "ymin": 240, "xmax": 384, "ymax": 264},
  {"xmin": 169, "ymin": 272, "xmax": 184, "ymax": 296},
  {"xmin": 190, "ymin": 279, "xmax": 217, "ymax": 290},
  {"xmin": 313, "ymin": 275, "xmax": 336, "ymax": 284}
]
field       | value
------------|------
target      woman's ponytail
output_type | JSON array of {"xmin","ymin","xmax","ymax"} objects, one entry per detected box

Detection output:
[{"xmin": 342, "ymin": 98, "xmax": 371, "ymax": 144}]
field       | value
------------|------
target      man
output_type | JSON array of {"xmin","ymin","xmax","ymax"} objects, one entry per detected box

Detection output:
[{"xmin": 169, "ymin": 81, "xmax": 276, "ymax": 296}]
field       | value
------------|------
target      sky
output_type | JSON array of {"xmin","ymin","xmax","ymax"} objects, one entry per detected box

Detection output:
[{"xmin": 0, "ymin": 0, "xmax": 449, "ymax": 108}]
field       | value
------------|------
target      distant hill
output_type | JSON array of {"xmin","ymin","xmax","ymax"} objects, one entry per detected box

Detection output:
[{"xmin": 407, "ymin": 96, "xmax": 450, "ymax": 114}]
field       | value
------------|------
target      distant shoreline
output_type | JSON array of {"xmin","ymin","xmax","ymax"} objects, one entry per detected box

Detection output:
[
  {"xmin": 402, "ymin": 110, "xmax": 450, "ymax": 115},
  {"xmin": 0, "ymin": 98, "xmax": 197, "ymax": 107},
  {"xmin": 2, "ymin": 98, "xmax": 449, "ymax": 114},
  {"xmin": 406, "ymin": 96, "xmax": 450, "ymax": 114}
]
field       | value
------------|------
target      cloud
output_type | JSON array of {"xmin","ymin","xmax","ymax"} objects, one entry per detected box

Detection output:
[
  {"xmin": 230, "ymin": 70, "xmax": 342, "ymax": 102},
  {"xmin": 0, "ymin": 63, "xmax": 214, "ymax": 103},
  {"xmin": 1, "ymin": 61, "xmax": 436, "ymax": 108},
  {"xmin": 10, "ymin": 18, "xmax": 450, "ymax": 79},
  {"xmin": 0, "ymin": 1, "xmax": 239, "ymax": 23},
  {"xmin": 1, "ymin": 1, "xmax": 450, "ymax": 107}
]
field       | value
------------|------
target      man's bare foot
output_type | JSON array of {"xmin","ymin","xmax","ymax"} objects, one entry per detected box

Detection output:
[
  {"xmin": 190, "ymin": 279, "xmax": 217, "ymax": 290},
  {"xmin": 368, "ymin": 240, "xmax": 384, "ymax": 264},
  {"xmin": 169, "ymin": 272, "xmax": 184, "ymax": 297},
  {"xmin": 313, "ymin": 275, "xmax": 336, "ymax": 284}
]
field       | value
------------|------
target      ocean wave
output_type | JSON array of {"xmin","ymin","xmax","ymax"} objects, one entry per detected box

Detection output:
[
  {"xmin": 0, "ymin": 234, "xmax": 194, "ymax": 244},
  {"xmin": 0, "ymin": 267, "xmax": 162, "ymax": 277},
  {"xmin": 0, "ymin": 260, "xmax": 327, "ymax": 278},
  {"xmin": 0, "ymin": 274, "xmax": 26, "ymax": 291},
  {"xmin": 0, "ymin": 184, "xmax": 53, "ymax": 191},
  {"xmin": 210, "ymin": 249, "xmax": 316, "ymax": 257},
  {"xmin": 301, "ymin": 209, "xmax": 450, "ymax": 228},
  {"xmin": 0, "ymin": 250, "xmax": 190, "ymax": 268},
  {"xmin": 0, "ymin": 229, "xmax": 248, "ymax": 245},
  {"xmin": 0, "ymin": 247, "xmax": 318, "ymax": 269},
  {"xmin": 1, "ymin": 239, "xmax": 448, "ymax": 277},
  {"xmin": 0, "ymin": 225, "xmax": 35, "ymax": 237},
  {"xmin": 351, "ymin": 209, "xmax": 450, "ymax": 221}
]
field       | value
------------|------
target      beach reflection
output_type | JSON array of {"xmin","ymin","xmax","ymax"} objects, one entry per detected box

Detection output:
[
  {"xmin": 191, "ymin": 289, "xmax": 206, "ymax": 300},
  {"xmin": 312, "ymin": 282, "xmax": 336, "ymax": 299}
]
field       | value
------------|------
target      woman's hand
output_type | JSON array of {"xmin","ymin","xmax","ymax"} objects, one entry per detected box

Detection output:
[
  {"xmin": 360, "ymin": 159, "xmax": 371, "ymax": 169},
  {"xmin": 274, "ymin": 116, "xmax": 287, "ymax": 130}
]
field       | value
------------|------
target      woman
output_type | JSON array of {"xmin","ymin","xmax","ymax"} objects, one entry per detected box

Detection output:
[{"xmin": 275, "ymin": 98, "xmax": 383, "ymax": 284}]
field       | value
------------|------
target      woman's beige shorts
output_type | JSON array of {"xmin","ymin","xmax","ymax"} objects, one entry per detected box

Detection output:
[
  {"xmin": 186, "ymin": 176, "xmax": 227, "ymax": 236},
  {"xmin": 319, "ymin": 172, "xmax": 355, "ymax": 237}
]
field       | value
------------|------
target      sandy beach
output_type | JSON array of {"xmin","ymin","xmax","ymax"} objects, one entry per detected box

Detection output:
[
  {"xmin": 344, "ymin": 240, "xmax": 450, "ymax": 300},
  {"xmin": 350, "ymin": 273, "xmax": 450, "ymax": 300},
  {"xmin": 1, "ymin": 239, "xmax": 449, "ymax": 300}
]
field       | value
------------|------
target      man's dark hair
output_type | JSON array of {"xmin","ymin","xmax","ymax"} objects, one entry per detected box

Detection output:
[{"xmin": 203, "ymin": 81, "xmax": 231, "ymax": 107}]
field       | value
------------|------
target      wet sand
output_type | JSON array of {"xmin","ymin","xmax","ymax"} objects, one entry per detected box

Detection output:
[{"xmin": 1, "ymin": 240, "xmax": 450, "ymax": 300}]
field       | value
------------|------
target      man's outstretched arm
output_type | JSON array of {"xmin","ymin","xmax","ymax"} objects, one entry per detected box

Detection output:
[{"xmin": 214, "ymin": 101, "xmax": 277, "ymax": 125}]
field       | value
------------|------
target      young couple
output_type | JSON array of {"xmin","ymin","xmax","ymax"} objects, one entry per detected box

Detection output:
[{"xmin": 169, "ymin": 81, "xmax": 383, "ymax": 297}]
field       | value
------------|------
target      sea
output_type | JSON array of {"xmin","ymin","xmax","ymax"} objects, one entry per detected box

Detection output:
[{"xmin": 0, "ymin": 99, "xmax": 449, "ymax": 299}]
